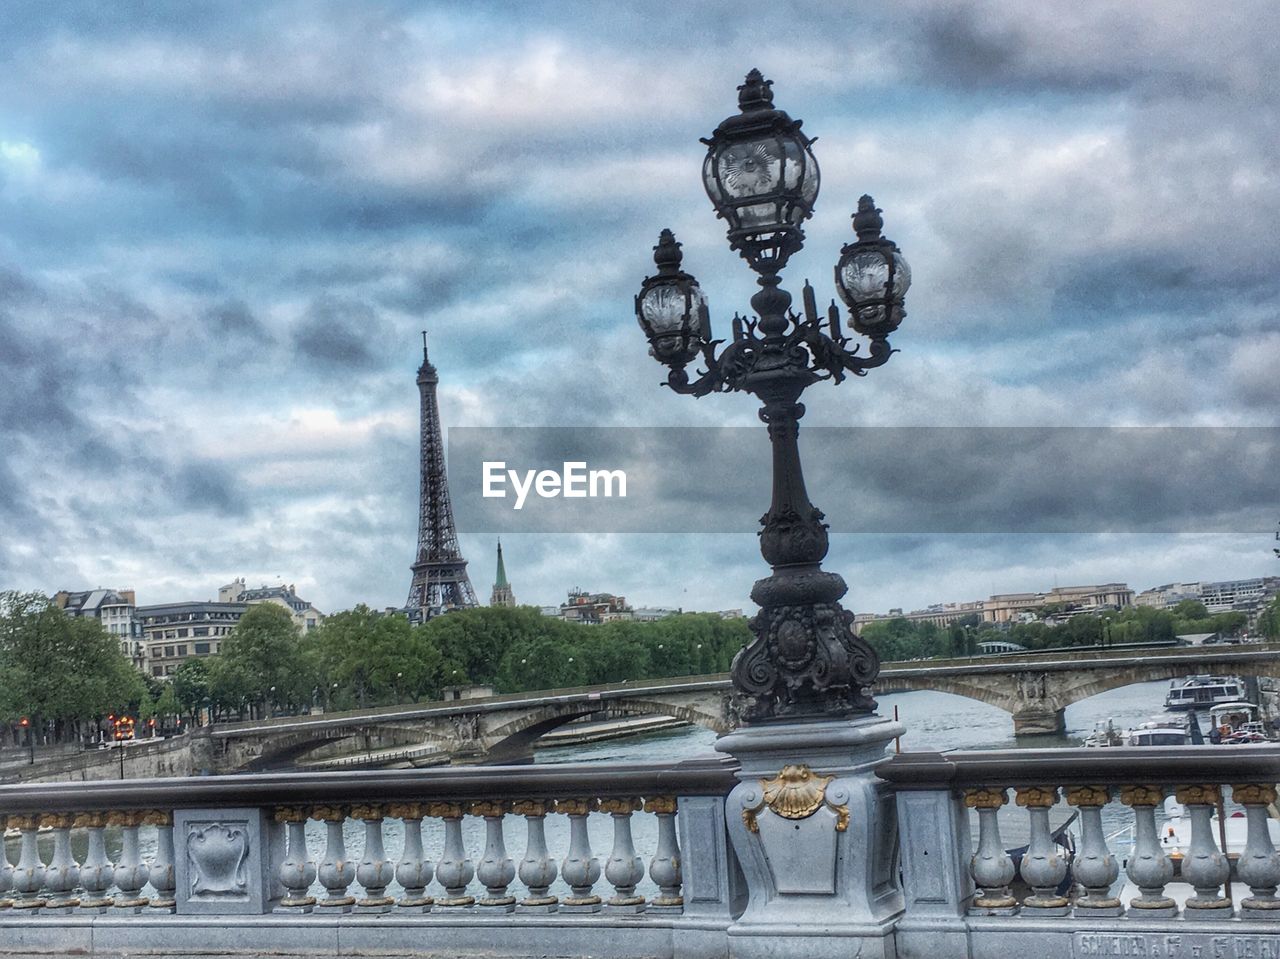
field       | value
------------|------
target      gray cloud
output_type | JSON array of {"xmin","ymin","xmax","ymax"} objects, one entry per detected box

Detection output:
[
  {"xmin": 0, "ymin": 3, "xmax": 1276, "ymax": 615},
  {"xmin": 291, "ymin": 296, "xmax": 390, "ymax": 371}
]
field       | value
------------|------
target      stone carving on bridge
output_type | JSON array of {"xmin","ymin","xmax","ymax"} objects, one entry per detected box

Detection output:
[
  {"xmin": 186, "ymin": 823, "xmax": 250, "ymax": 898},
  {"xmin": 451, "ymin": 714, "xmax": 480, "ymax": 742},
  {"xmin": 175, "ymin": 807, "xmax": 272, "ymax": 914},
  {"xmin": 1016, "ymin": 672, "xmax": 1047, "ymax": 701},
  {"xmin": 742, "ymin": 763, "xmax": 849, "ymax": 833}
]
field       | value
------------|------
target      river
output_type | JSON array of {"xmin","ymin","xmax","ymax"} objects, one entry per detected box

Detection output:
[{"xmin": 534, "ymin": 680, "xmax": 1176, "ymax": 765}]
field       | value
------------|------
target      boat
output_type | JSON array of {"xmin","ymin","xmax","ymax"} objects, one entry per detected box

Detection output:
[
  {"xmin": 1163, "ymin": 675, "xmax": 1248, "ymax": 711},
  {"xmin": 1124, "ymin": 718, "xmax": 1194, "ymax": 746},
  {"xmin": 1083, "ymin": 719, "xmax": 1124, "ymax": 747},
  {"xmin": 1158, "ymin": 794, "xmax": 1280, "ymax": 856},
  {"xmin": 1207, "ymin": 701, "xmax": 1276, "ymax": 744},
  {"xmin": 1084, "ymin": 712, "xmax": 1204, "ymax": 747}
]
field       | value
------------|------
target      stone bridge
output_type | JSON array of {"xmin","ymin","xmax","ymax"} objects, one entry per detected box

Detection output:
[
  {"xmin": 200, "ymin": 677, "xmax": 733, "ymax": 772},
  {"xmin": 875, "ymin": 643, "xmax": 1280, "ymax": 733},
  {"xmin": 194, "ymin": 643, "xmax": 1280, "ymax": 770}
]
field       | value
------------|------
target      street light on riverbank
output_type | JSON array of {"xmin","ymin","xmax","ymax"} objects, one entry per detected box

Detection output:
[{"xmin": 635, "ymin": 69, "xmax": 908, "ymax": 723}]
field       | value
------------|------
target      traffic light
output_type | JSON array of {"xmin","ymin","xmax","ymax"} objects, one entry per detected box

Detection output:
[{"xmin": 19, "ymin": 717, "xmax": 28, "ymax": 728}]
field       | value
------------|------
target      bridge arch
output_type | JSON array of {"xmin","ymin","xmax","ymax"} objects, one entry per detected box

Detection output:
[
  {"xmin": 875, "ymin": 676, "xmax": 1018, "ymax": 713},
  {"xmin": 237, "ymin": 723, "xmax": 448, "ymax": 772},
  {"xmin": 482, "ymin": 696, "xmax": 730, "ymax": 762}
]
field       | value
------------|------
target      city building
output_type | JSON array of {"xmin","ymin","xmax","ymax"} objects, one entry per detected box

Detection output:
[
  {"xmin": 854, "ymin": 585, "xmax": 1132, "ymax": 633},
  {"xmin": 1198, "ymin": 577, "xmax": 1266, "ymax": 612},
  {"xmin": 1134, "ymin": 582, "xmax": 1202, "ymax": 609},
  {"xmin": 137, "ymin": 580, "xmax": 323, "ymax": 677},
  {"xmin": 633, "ymin": 607, "xmax": 680, "ymax": 622},
  {"xmin": 490, "ymin": 541, "xmax": 515, "ymax": 607},
  {"xmin": 135, "ymin": 600, "xmax": 249, "ymax": 677},
  {"xmin": 558, "ymin": 589, "xmax": 633, "ymax": 624},
  {"xmin": 52, "ymin": 588, "xmax": 145, "ymax": 667},
  {"xmin": 217, "ymin": 578, "xmax": 324, "ymax": 632},
  {"xmin": 852, "ymin": 601, "xmax": 984, "ymax": 635},
  {"xmin": 983, "ymin": 584, "xmax": 1133, "ymax": 624},
  {"xmin": 977, "ymin": 640, "xmax": 1026, "ymax": 655}
]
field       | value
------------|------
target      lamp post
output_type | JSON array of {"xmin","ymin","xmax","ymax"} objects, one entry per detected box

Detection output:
[
  {"xmin": 635, "ymin": 69, "xmax": 909, "ymax": 724},
  {"xmin": 19, "ymin": 716, "xmax": 32, "ymax": 764}
]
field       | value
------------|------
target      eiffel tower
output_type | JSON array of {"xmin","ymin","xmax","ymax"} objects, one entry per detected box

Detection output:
[{"xmin": 405, "ymin": 332, "xmax": 477, "ymax": 621}]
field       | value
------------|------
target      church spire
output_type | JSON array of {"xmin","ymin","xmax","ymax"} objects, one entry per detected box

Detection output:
[{"xmin": 490, "ymin": 539, "xmax": 515, "ymax": 607}]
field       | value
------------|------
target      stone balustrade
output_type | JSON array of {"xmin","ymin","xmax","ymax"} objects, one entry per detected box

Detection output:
[
  {"xmin": 880, "ymin": 746, "xmax": 1280, "ymax": 959},
  {"xmin": 5, "ymin": 744, "xmax": 1280, "ymax": 958},
  {"xmin": 0, "ymin": 758, "xmax": 741, "ymax": 958}
]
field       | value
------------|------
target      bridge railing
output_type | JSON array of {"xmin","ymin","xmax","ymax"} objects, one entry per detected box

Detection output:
[
  {"xmin": 0, "ymin": 758, "xmax": 743, "ymax": 958},
  {"xmin": 878, "ymin": 745, "xmax": 1280, "ymax": 958}
]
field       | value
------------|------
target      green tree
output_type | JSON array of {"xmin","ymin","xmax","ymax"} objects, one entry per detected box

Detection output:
[
  {"xmin": 215, "ymin": 603, "xmax": 312, "ymax": 718},
  {"xmin": 1257, "ymin": 596, "xmax": 1280, "ymax": 640},
  {"xmin": 307, "ymin": 605, "xmax": 446, "ymax": 707},
  {"xmin": 1171, "ymin": 599, "xmax": 1210, "ymax": 620},
  {"xmin": 171, "ymin": 658, "xmax": 212, "ymax": 721},
  {"xmin": 0, "ymin": 591, "xmax": 145, "ymax": 743}
]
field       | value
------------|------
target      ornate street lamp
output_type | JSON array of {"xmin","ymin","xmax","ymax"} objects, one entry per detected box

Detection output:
[{"xmin": 635, "ymin": 70, "xmax": 910, "ymax": 723}]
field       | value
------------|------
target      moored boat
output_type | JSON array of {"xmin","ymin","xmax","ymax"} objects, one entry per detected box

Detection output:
[{"xmin": 1163, "ymin": 674, "xmax": 1247, "ymax": 711}]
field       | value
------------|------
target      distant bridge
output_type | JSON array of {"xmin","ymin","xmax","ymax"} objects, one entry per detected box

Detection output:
[
  {"xmin": 194, "ymin": 643, "xmax": 1280, "ymax": 769},
  {"xmin": 198, "ymin": 677, "xmax": 732, "ymax": 772},
  {"xmin": 876, "ymin": 643, "xmax": 1280, "ymax": 733}
]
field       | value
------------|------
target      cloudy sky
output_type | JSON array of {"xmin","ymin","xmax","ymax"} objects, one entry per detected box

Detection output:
[{"xmin": 1, "ymin": 1, "xmax": 1276, "ymax": 618}]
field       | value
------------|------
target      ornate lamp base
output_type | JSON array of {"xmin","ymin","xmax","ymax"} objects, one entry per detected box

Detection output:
[{"xmin": 731, "ymin": 566, "xmax": 879, "ymax": 724}]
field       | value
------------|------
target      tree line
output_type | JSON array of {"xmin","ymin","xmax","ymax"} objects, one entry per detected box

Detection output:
[
  {"xmin": 859, "ymin": 598, "xmax": 1274, "ymax": 663},
  {"xmin": 0, "ymin": 592, "xmax": 750, "ymax": 735},
  {"xmin": 5, "ymin": 586, "xmax": 1276, "ymax": 742}
]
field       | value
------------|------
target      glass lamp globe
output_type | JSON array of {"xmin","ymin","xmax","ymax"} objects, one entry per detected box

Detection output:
[
  {"xmin": 635, "ymin": 230, "xmax": 710, "ymax": 368},
  {"xmin": 701, "ymin": 70, "xmax": 819, "ymax": 273},
  {"xmin": 835, "ymin": 195, "xmax": 910, "ymax": 336}
]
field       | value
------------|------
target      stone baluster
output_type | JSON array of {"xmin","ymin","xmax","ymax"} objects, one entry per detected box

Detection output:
[
  {"xmin": 313, "ymin": 805, "xmax": 355, "ymax": 913},
  {"xmin": 472, "ymin": 801, "xmax": 516, "ymax": 912},
  {"xmin": 353, "ymin": 804, "xmax": 395, "ymax": 914},
  {"xmin": 1066, "ymin": 786, "xmax": 1120, "ymax": 917},
  {"xmin": 0, "ymin": 815, "xmax": 12, "ymax": 909},
  {"xmin": 963, "ymin": 789, "xmax": 1017, "ymax": 915},
  {"xmin": 1233, "ymin": 784, "xmax": 1280, "ymax": 919},
  {"xmin": 513, "ymin": 800, "xmax": 557, "ymax": 913},
  {"xmin": 273, "ymin": 807, "xmax": 316, "ymax": 913},
  {"xmin": 41, "ymin": 814, "xmax": 81, "ymax": 914},
  {"xmin": 645, "ymin": 796, "xmax": 683, "ymax": 913},
  {"xmin": 74, "ymin": 812, "xmax": 115, "ymax": 912},
  {"xmin": 430, "ymin": 802, "xmax": 475, "ymax": 908},
  {"xmin": 111, "ymin": 810, "xmax": 150, "ymax": 912},
  {"xmin": 601, "ymin": 797, "xmax": 645, "ymax": 915},
  {"xmin": 1014, "ymin": 787, "xmax": 1069, "ymax": 916},
  {"xmin": 9, "ymin": 814, "xmax": 46, "ymax": 911},
  {"xmin": 388, "ymin": 803, "xmax": 432, "ymax": 912},
  {"xmin": 145, "ymin": 810, "xmax": 176, "ymax": 913},
  {"xmin": 559, "ymin": 799, "xmax": 602, "ymax": 913},
  {"xmin": 1176, "ymin": 785, "xmax": 1233, "ymax": 918},
  {"xmin": 1120, "ymin": 785, "xmax": 1176, "ymax": 917}
]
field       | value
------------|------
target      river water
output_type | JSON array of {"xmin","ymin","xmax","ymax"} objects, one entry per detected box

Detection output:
[{"xmin": 6, "ymin": 680, "xmax": 1180, "ymax": 902}]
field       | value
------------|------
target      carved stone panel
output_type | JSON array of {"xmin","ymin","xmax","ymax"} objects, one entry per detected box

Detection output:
[{"xmin": 174, "ymin": 808, "xmax": 273, "ymax": 914}]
